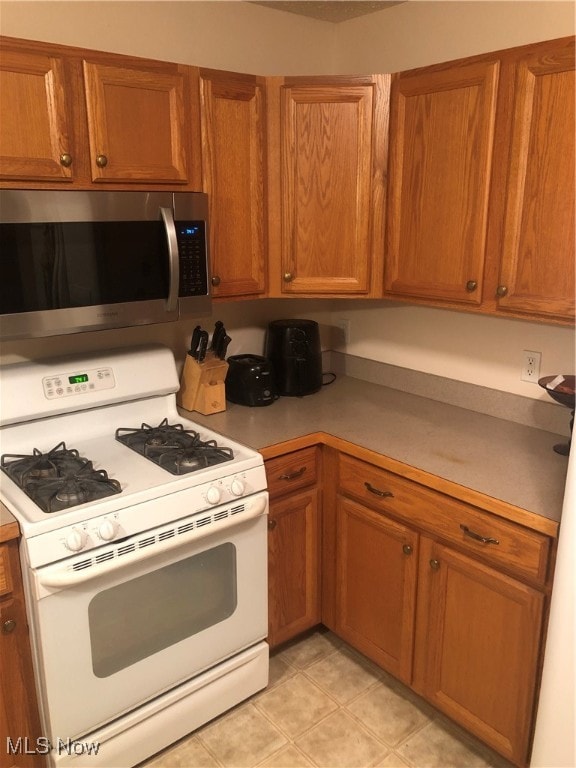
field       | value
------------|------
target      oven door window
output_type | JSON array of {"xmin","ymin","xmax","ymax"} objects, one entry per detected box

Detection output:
[{"xmin": 88, "ymin": 543, "xmax": 237, "ymax": 678}]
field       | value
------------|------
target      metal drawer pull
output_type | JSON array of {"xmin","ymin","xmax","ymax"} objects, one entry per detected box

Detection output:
[
  {"xmin": 268, "ymin": 519, "xmax": 277, "ymax": 531},
  {"xmin": 402, "ymin": 544, "xmax": 413, "ymax": 556},
  {"xmin": 280, "ymin": 467, "xmax": 306, "ymax": 481},
  {"xmin": 430, "ymin": 559, "xmax": 440, "ymax": 571},
  {"xmin": 364, "ymin": 481, "xmax": 394, "ymax": 498},
  {"xmin": 460, "ymin": 524, "xmax": 500, "ymax": 546}
]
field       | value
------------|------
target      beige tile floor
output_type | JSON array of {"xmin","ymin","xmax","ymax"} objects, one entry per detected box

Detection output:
[{"xmin": 142, "ymin": 629, "xmax": 515, "ymax": 768}]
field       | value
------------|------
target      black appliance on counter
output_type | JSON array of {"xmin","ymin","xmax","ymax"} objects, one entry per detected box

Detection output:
[
  {"xmin": 225, "ymin": 355, "xmax": 278, "ymax": 407},
  {"xmin": 265, "ymin": 319, "xmax": 323, "ymax": 397}
]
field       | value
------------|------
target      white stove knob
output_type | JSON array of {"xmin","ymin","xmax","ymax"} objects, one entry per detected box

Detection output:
[
  {"xmin": 230, "ymin": 477, "xmax": 245, "ymax": 497},
  {"xmin": 98, "ymin": 518, "xmax": 118, "ymax": 541},
  {"xmin": 65, "ymin": 527, "xmax": 87, "ymax": 552},
  {"xmin": 206, "ymin": 485, "xmax": 221, "ymax": 505}
]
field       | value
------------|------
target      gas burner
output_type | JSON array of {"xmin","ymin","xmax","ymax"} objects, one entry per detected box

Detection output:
[
  {"xmin": 116, "ymin": 419, "xmax": 235, "ymax": 475},
  {"xmin": 1, "ymin": 442, "xmax": 122, "ymax": 513}
]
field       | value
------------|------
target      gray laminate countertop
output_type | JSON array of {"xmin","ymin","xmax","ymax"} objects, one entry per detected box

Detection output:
[{"xmin": 184, "ymin": 376, "xmax": 569, "ymax": 524}]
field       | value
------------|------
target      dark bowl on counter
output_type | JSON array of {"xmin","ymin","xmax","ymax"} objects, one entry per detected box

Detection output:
[{"xmin": 538, "ymin": 375, "xmax": 575, "ymax": 408}]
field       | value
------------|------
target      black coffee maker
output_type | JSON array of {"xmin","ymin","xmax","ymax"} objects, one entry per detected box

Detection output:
[{"xmin": 265, "ymin": 319, "xmax": 323, "ymax": 397}]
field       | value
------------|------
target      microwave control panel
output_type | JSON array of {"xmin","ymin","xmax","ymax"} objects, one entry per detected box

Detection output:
[
  {"xmin": 176, "ymin": 221, "xmax": 208, "ymax": 297},
  {"xmin": 43, "ymin": 366, "xmax": 116, "ymax": 399}
]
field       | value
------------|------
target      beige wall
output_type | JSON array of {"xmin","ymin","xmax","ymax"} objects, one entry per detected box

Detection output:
[
  {"xmin": 0, "ymin": 1, "xmax": 574, "ymax": 402},
  {"xmin": 0, "ymin": 0, "xmax": 338, "ymax": 74},
  {"xmin": 336, "ymin": 1, "xmax": 575, "ymax": 73}
]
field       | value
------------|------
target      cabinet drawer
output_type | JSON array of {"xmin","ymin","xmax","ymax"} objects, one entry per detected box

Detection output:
[
  {"xmin": 338, "ymin": 454, "xmax": 550, "ymax": 585},
  {"xmin": 266, "ymin": 447, "xmax": 319, "ymax": 499}
]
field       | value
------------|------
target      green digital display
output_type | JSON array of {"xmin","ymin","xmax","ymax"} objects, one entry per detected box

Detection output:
[{"xmin": 69, "ymin": 373, "xmax": 89, "ymax": 384}]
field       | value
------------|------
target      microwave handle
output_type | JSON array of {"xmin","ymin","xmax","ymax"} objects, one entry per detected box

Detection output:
[{"xmin": 160, "ymin": 206, "xmax": 179, "ymax": 312}]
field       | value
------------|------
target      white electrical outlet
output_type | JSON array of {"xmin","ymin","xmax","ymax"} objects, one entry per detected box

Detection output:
[
  {"xmin": 337, "ymin": 318, "xmax": 351, "ymax": 345},
  {"xmin": 521, "ymin": 350, "xmax": 541, "ymax": 383}
]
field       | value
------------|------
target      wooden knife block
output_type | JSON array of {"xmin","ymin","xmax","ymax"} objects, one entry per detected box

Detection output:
[{"xmin": 177, "ymin": 353, "xmax": 229, "ymax": 415}]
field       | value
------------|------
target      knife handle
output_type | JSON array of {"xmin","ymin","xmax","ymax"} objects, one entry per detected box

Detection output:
[
  {"xmin": 197, "ymin": 332, "xmax": 209, "ymax": 363},
  {"xmin": 219, "ymin": 335, "xmax": 231, "ymax": 360},
  {"xmin": 190, "ymin": 325, "xmax": 202, "ymax": 358}
]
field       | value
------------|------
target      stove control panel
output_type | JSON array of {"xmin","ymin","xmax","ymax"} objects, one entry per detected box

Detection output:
[{"xmin": 43, "ymin": 366, "xmax": 116, "ymax": 400}]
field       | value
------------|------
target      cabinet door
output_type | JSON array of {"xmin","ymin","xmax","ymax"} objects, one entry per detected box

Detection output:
[
  {"xmin": 413, "ymin": 537, "xmax": 544, "ymax": 765},
  {"xmin": 386, "ymin": 59, "xmax": 499, "ymax": 304},
  {"xmin": 0, "ymin": 541, "xmax": 43, "ymax": 768},
  {"xmin": 335, "ymin": 496, "xmax": 417, "ymax": 683},
  {"xmin": 495, "ymin": 40, "xmax": 575, "ymax": 321},
  {"xmin": 199, "ymin": 70, "xmax": 267, "ymax": 297},
  {"xmin": 82, "ymin": 60, "xmax": 190, "ymax": 184},
  {"xmin": 0, "ymin": 47, "xmax": 74, "ymax": 183},
  {"xmin": 269, "ymin": 76, "xmax": 388, "ymax": 296},
  {"xmin": 267, "ymin": 488, "xmax": 321, "ymax": 647}
]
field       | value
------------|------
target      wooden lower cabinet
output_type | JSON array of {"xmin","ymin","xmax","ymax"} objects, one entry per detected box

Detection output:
[
  {"xmin": 334, "ymin": 495, "xmax": 417, "ymax": 683},
  {"xmin": 320, "ymin": 447, "xmax": 552, "ymax": 767},
  {"xmin": 265, "ymin": 447, "xmax": 321, "ymax": 648},
  {"xmin": 267, "ymin": 488, "xmax": 321, "ymax": 648},
  {"xmin": 413, "ymin": 537, "xmax": 544, "ymax": 766},
  {"xmin": 0, "ymin": 538, "xmax": 43, "ymax": 768}
]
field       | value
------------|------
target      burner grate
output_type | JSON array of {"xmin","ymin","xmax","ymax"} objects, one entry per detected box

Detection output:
[
  {"xmin": 115, "ymin": 419, "xmax": 234, "ymax": 475},
  {"xmin": 1, "ymin": 442, "xmax": 122, "ymax": 513}
]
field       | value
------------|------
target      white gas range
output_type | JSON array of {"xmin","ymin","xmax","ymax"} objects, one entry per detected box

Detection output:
[{"xmin": 0, "ymin": 345, "xmax": 269, "ymax": 767}]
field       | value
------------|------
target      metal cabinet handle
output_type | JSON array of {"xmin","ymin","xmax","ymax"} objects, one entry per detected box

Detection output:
[
  {"xmin": 466, "ymin": 280, "xmax": 477, "ymax": 292},
  {"xmin": 496, "ymin": 285, "xmax": 508, "ymax": 297},
  {"xmin": 268, "ymin": 519, "xmax": 277, "ymax": 531},
  {"xmin": 2, "ymin": 619, "xmax": 16, "ymax": 634},
  {"xmin": 59, "ymin": 153, "xmax": 72, "ymax": 167},
  {"xmin": 96, "ymin": 154, "xmax": 108, "ymax": 168},
  {"xmin": 279, "ymin": 467, "xmax": 306, "ymax": 481},
  {"xmin": 460, "ymin": 524, "xmax": 500, "ymax": 546},
  {"xmin": 283, "ymin": 272, "xmax": 294, "ymax": 283},
  {"xmin": 211, "ymin": 275, "xmax": 221, "ymax": 287},
  {"xmin": 402, "ymin": 544, "xmax": 413, "ymax": 556},
  {"xmin": 430, "ymin": 559, "xmax": 440, "ymax": 571},
  {"xmin": 364, "ymin": 481, "xmax": 394, "ymax": 499}
]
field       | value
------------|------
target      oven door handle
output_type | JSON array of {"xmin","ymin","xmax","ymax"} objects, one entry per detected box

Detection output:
[
  {"xmin": 34, "ymin": 495, "xmax": 267, "ymax": 591},
  {"xmin": 160, "ymin": 206, "xmax": 179, "ymax": 313}
]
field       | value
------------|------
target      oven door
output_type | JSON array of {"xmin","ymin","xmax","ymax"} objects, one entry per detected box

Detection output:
[{"xmin": 26, "ymin": 493, "xmax": 268, "ymax": 743}]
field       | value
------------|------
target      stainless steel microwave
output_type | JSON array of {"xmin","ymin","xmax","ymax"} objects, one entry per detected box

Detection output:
[{"xmin": 0, "ymin": 190, "xmax": 212, "ymax": 340}]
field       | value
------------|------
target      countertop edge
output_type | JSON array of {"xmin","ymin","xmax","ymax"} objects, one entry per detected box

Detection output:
[{"xmin": 259, "ymin": 432, "xmax": 560, "ymax": 539}]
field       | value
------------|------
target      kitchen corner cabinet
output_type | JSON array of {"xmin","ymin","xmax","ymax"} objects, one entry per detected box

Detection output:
[
  {"xmin": 323, "ymin": 450, "xmax": 552, "ymax": 766},
  {"xmin": 0, "ymin": 537, "xmax": 43, "ymax": 768},
  {"xmin": 199, "ymin": 69, "xmax": 267, "ymax": 298},
  {"xmin": 267, "ymin": 75, "xmax": 389, "ymax": 297},
  {"xmin": 489, "ymin": 38, "xmax": 575, "ymax": 321},
  {"xmin": 265, "ymin": 447, "xmax": 321, "ymax": 647},
  {"xmin": 0, "ymin": 36, "xmax": 201, "ymax": 189}
]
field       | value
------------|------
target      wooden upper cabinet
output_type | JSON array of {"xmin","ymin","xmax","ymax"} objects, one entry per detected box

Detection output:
[
  {"xmin": 0, "ymin": 47, "xmax": 75, "ymax": 182},
  {"xmin": 385, "ymin": 59, "xmax": 500, "ymax": 304},
  {"xmin": 494, "ymin": 39, "xmax": 575, "ymax": 321},
  {"xmin": 199, "ymin": 70, "xmax": 267, "ymax": 297},
  {"xmin": 268, "ymin": 75, "xmax": 389, "ymax": 297},
  {"xmin": 82, "ymin": 59, "xmax": 191, "ymax": 184}
]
